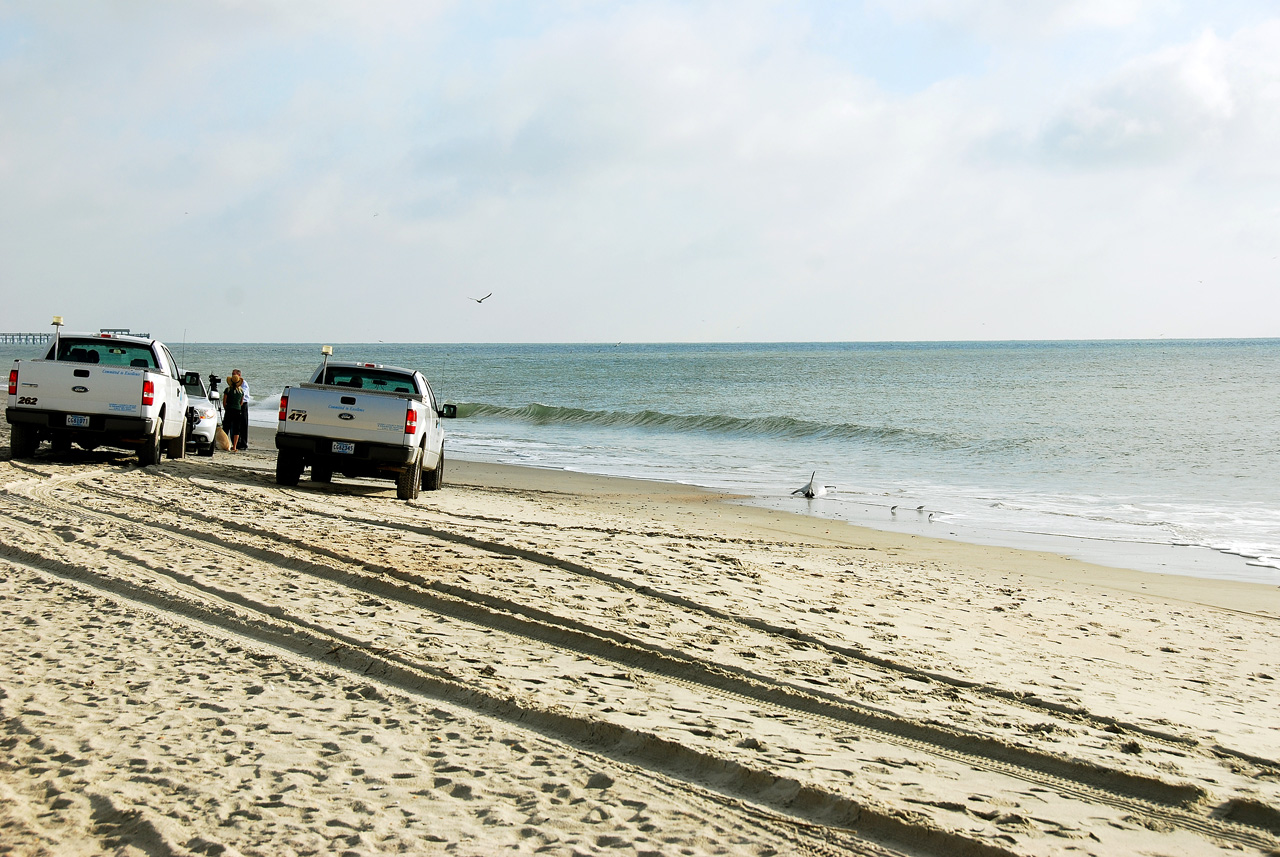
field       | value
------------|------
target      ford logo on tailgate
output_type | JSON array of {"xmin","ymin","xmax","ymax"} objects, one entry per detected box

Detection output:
[
  {"xmin": 72, "ymin": 385, "xmax": 89, "ymax": 393},
  {"xmin": 339, "ymin": 413, "xmax": 354, "ymax": 420}
]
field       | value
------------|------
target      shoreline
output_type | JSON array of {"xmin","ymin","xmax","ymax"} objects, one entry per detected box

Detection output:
[
  {"xmin": 243, "ymin": 414, "xmax": 1279, "ymax": 589},
  {"xmin": 244, "ymin": 414, "xmax": 1280, "ymax": 598},
  {"xmin": 446, "ymin": 456, "xmax": 1280, "ymax": 618},
  {"xmin": 745, "ymin": 488, "xmax": 1279, "ymax": 586}
]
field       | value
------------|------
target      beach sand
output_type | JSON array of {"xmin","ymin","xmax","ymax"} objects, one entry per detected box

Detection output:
[{"xmin": 2, "ymin": 424, "xmax": 1279, "ymax": 856}]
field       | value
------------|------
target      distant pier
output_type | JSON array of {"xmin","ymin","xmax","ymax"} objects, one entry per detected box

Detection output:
[{"xmin": 1, "ymin": 328, "xmax": 149, "ymax": 345}]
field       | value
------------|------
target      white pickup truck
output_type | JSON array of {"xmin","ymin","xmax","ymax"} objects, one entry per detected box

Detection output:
[
  {"xmin": 274, "ymin": 358, "xmax": 456, "ymax": 501},
  {"xmin": 6, "ymin": 331, "xmax": 190, "ymax": 465}
]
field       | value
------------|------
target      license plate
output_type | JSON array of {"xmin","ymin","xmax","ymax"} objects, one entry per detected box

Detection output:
[
  {"xmin": 66, "ymin": 414, "xmax": 90, "ymax": 427},
  {"xmin": 331, "ymin": 441, "xmax": 355, "ymax": 455}
]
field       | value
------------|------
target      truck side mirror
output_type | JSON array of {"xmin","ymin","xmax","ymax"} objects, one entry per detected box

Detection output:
[{"xmin": 438, "ymin": 403, "xmax": 457, "ymax": 419}]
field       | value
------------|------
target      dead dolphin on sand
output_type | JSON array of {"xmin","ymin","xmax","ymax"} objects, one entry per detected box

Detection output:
[{"xmin": 792, "ymin": 471, "xmax": 835, "ymax": 499}]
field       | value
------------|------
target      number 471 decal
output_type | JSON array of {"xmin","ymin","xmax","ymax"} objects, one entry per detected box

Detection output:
[{"xmin": 287, "ymin": 410, "xmax": 307, "ymax": 421}]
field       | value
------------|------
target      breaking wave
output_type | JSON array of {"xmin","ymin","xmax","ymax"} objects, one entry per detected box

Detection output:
[{"xmin": 456, "ymin": 402, "xmax": 979, "ymax": 451}]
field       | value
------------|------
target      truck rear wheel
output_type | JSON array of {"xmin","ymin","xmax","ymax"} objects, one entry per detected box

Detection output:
[
  {"xmin": 139, "ymin": 424, "xmax": 164, "ymax": 467},
  {"xmin": 166, "ymin": 422, "xmax": 187, "ymax": 459},
  {"xmin": 396, "ymin": 449, "xmax": 422, "ymax": 501},
  {"xmin": 423, "ymin": 446, "xmax": 444, "ymax": 491},
  {"xmin": 10, "ymin": 423, "xmax": 39, "ymax": 458},
  {"xmin": 276, "ymin": 451, "xmax": 304, "ymax": 486}
]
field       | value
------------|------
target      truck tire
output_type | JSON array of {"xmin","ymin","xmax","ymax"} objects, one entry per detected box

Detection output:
[
  {"xmin": 198, "ymin": 440, "xmax": 215, "ymax": 457},
  {"xmin": 167, "ymin": 422, "xmax": 187, "ymax": 459},
  {"xmin": 423, "ymin": 446, "xmax": 444, "ymax": 491},
  {"xmin": 396, "ymin": 448, "xmax": 422, "ymax": 501},
  {"xmin": 139, "ymin": 423, "xmax": 164, "ymax": 467},
  {"xmin": 276, "ymin": 451, "xmax": 303, "ymax": 486},
  {"xmin": 10, "ymin": 423, "xmax": 39, "ymax": 458},
  {"xmin": 310, "ymin": 462, "xmax": 332, "ymax": 483}
]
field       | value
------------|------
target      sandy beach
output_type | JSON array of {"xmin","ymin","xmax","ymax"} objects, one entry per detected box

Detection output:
[{"xmin": 2, "ymin": 423, "xmax": 1279, "ymax": 857}]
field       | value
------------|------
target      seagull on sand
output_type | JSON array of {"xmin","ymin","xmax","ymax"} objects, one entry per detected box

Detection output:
[
  {"xmin": 792, "ymin": 472, "xmax": 835, "ymax": 499},
  {"xmin": 470, "ymin": 293, "xmax": 493, "ymax": 303}
]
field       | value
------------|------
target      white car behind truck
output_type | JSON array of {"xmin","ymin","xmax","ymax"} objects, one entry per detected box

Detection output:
[
  {"xmin": 6, "ymin": 330, "xmax": 190, "ymax": 465},
  {"xmin": 180, "ymin": 370, "xmax": 219, "ymax": 457},
  {"xmin": 274, "ymin": 357, "xmax": 455, "ymax": 500}
]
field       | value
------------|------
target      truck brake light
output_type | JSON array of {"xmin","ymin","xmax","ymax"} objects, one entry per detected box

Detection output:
[
  {"xmin": 142, "ymin": 379, "xmax": 155, "ymax": 406},
  {"xmin": 278, "ymin": 394, "xmax": 289, "ymax": 421},
  {"xmin": 404, "ymin": 407, "xmax": 418, "ymax": 435},
  {"xmin": 8, "ymin": 368, "xmax": 17, "ymax": 396}
]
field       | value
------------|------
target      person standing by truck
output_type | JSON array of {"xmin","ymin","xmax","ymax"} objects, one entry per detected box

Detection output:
[
  {"xmin": 230, "ymin": 368, "xmax": 250, "ymax": 449},
  {"xmin": 221, "ymin": 373, "xmax": 247, "ymax": 453}
]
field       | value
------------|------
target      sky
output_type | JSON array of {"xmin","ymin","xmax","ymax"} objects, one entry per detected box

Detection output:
[{"xmin": 1, "ymin": 0, "xmax": 1278, "ymax": 344}]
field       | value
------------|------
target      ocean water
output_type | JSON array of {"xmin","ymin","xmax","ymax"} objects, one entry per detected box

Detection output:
[{"xmin": 6, "ymin": 339, "xmax": 1279, "ymax": 584}]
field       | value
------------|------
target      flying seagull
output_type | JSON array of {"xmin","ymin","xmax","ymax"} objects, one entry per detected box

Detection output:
[
  {"xmin": 792, "ymin": 471, "xmax": 835, "ymax": 499},
  {"xmin": 470, "ymin": 293, "xmax": 493, "ymax": 303}
]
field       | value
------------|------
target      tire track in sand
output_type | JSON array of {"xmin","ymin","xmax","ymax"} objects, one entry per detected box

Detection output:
[
  {"xmin": 0, "ymin": 495, "xmax": 994, "ymax": 857},
  {"xmin": 172, "ymin": 466, "xmax": 1273, "ymax": 764},
  {"xmin": 13, "ymin": 467, "xmax": 1209, "ymax": 805},
  {"xmin": 4, "ymin": 460, "xmax": 1279, "ymax": 854}
]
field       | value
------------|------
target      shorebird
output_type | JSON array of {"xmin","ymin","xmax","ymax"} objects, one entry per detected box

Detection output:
[
  {"xmin": 890, "ymin": 505, "xmax": 898, "ymax": 514},
  {"xmin": 792, "ymin": 472, "xmax": 835, "ymax": 499},
  {"xmin": 470, "ymin": 293, "xmax": 493, "ymax": 303}
]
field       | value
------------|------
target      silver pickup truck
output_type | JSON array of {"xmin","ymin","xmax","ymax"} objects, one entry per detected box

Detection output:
[
  {"xmin": 6, "ymin": 331, "xmax": 190, "ymax": 465},
  {"xmin": 274, "ymin": 358, "xmax": 455, "ymax": 501}
]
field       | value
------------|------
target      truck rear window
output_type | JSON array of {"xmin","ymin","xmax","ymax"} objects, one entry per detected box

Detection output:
[
  {"xmin": 49, "ymin": 339, "xmax": 157, "ymax": 369},
  {"xmin": 323, "ymin": 368, "xmax": 417, "ymax": 394}
]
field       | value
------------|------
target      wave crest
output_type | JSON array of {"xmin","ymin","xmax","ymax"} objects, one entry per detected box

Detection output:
[{"xmin": 456, "ymin": 402, "xmax": 957, "ymax": 448}]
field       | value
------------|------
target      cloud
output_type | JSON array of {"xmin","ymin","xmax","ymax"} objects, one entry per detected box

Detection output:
[
  {"xmin": 870, "ymin": 0, "xmax": 1176, "ymax": 38},
  {"xmin": 1, "ymin": 2, "xmax": 1277, "ymax": 341},
  {"xmin": 1025, "ymin": 21, "xmax": 1280, "ymax": 167}
]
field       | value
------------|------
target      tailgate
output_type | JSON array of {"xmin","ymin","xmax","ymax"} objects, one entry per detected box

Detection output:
[
  {"xmin": 281, "ymin": 386, "xmax": 415, "ymax": 445},
  {"xmin": 12, "ymin": 361, "xmax": 145, "ymax": 418}
]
